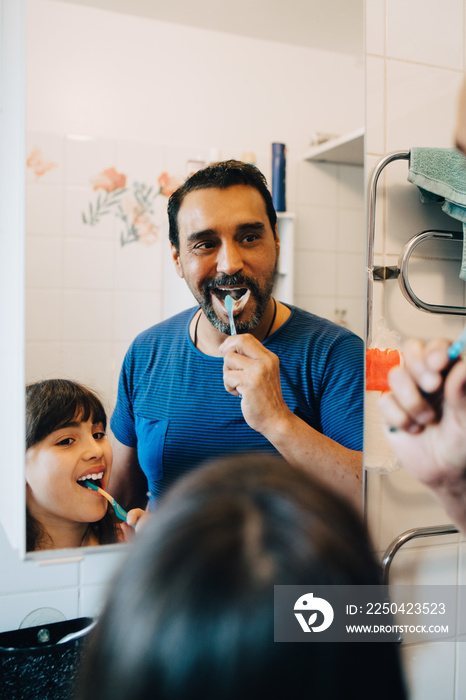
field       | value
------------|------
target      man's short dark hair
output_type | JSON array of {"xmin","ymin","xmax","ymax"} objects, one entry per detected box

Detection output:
[{"xmin": 167, "ymin": 160, "xmax": 278, "ymax": 251}]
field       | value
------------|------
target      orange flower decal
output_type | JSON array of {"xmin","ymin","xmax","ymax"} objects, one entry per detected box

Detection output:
[
  {"xmin": 158, "ymin": 172, "xmax": 179, "ymax": 197},
  {"xmin": 92, "ymin": 167, "xmax": 127, "ymax": 192},
  {"xmin": 26, "ymin": 147, "xmax": 58, "ymax": 178}
]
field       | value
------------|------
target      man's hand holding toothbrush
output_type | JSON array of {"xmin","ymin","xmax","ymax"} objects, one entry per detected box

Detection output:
[{"xmin": 379, "ymin": 337, "xmax": 466, "ymax": 533}]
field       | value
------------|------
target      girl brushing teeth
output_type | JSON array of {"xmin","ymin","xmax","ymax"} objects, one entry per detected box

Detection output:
[{"xmin": 25, "ymin": 379, "xmax": 147, "ymax": 551}]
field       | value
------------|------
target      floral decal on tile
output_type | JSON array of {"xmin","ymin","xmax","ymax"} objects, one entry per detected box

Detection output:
[
  {"xmin": 83, "ymin": 168, "xmax": 180, "ymax": 246},
  {"xmin": 26, "ymin": 147, "xmax": 58, "ymax": 178}
]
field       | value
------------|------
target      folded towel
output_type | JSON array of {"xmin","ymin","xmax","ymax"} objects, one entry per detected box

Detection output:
[{"xmin": 408, "ymin": 147, "xmax": 466, "ymax": 280}]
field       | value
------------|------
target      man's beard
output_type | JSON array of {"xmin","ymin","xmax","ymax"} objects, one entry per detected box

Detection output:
[{"xmin": 197, "ymin": 268, "xmax": 276, "ymax": 335}]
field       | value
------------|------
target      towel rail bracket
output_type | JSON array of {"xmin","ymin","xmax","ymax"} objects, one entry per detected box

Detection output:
[{"xmin": 373, "ymin": 265, "xmax": 400, "ymax": 281}]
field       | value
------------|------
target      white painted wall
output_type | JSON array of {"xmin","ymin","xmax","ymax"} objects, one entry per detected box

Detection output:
[{"xmin": 365, "ymin": 1, "xmax": 466, "ymax": 698}]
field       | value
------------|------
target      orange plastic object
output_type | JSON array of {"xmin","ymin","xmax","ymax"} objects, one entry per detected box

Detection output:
[{"xmin": 366, "ymin": 348, "xmax": 401, "ymax": 392}]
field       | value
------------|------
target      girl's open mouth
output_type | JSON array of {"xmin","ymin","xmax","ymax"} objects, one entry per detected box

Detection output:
[{"xmin": 77, "ymin": 471, "xmax": 104, "ymax": 489}]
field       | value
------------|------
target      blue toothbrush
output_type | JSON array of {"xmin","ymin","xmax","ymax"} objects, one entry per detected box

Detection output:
[
  {"xmin": 225, "ymin": 294, "xmax": 237, "ymax": 336},
  {"xmin": 448, "ymin": 327, "xmax": 466, "ymax": 360},
  {"xmin": 83, "ymin": 480, "xmax": 128, "ymax": 522}
]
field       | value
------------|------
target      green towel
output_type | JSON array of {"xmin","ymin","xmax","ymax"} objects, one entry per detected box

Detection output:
[{"xmin": 408, "ymin": 147, "xmax": 466, "ymax": 280}]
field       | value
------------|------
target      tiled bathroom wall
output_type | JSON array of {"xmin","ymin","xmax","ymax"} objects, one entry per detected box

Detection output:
[
  {"xmin": 365, "ymin": 2, "xmax": 466, "ymax": 698},
  {"xmin": 0, "ymin": 0, "xmax": 365, "ymax": 637},
  {"xmin": 24, "ymin": 132, "xmax": 365, "ymax": 421}
]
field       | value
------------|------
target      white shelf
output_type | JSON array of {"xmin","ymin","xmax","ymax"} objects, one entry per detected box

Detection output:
[
  {"xmin": 274, "ymin": 213, "xmax": 294, "ymax": 305},
  {"xmin": 302, "ymin": 127, "xmax": 364, "ymax": 166}
]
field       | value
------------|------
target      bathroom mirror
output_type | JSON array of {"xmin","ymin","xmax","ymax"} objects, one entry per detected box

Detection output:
[{"xmin": 23, "ymin": 0, "xmax": 365, "ymax": 554}]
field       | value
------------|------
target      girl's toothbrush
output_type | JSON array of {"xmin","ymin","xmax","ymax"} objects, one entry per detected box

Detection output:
[
  {"xmin": 225, "ymin": 294, "xmax": 237, "ymax": 336},
  {"xmin": 448, "ymin": 327, "xmax": 466, "ymax": 360},
  {"xmin": 83, "ymin": 480, "xmax": 128, "ymax": 522}
]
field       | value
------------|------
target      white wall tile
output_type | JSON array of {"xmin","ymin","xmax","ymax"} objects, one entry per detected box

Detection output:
[
  {"xmin": 25, "ymin": 132, "xmax": 64, "ymax": 185},
  {"xmin": 386, "ymin": 0, "xmax": 463, "ymax": 70},
  {"xmin": 295, "ymin": 250, "xmax": 337, "ymax": 297},
  {"xmin": 0, "ymin": 589, "xmax": 79, "ymax": 634},
  {"xmin": 26, "ymin": 234, "xmax": 63, "ymax": 289},
  {"xmin": 114, "ymin": 237, "xmax": 164, "ymax": 292},
  {"xmin": 377, "ymin": 467, "xmax": 459, "ymax": 552},
  {"xmin": 25, "ymin": 290, "xmax": 63, "ymax": 341},
  {"xmin": 364, "ymin": 470, "xmax": 383, "ymax": 550},
  {"xmin": 297, "ymin": 161, "xmax": 339, "ymax": 207},
  {"xmin": 389, "ymin": 543, "xmax": 459, "ymax": 586},
  {"xmin": 384, "ymin": 267, "xmax": 465, "ymax": 344},
  {"xmin": 25, "ymin": 341, "xmax": 63, "ymax": 383},
  {"xmin": 66, "ymin": 185, "xmax": 116, "ymax": 240},
  {"xmin": 386, "ymin": 60, "xmax": 464, "ymax": 152},
  {"xmin": 79, "ymin": 546, "xmax": 125, "ymax": 586},
  {"xmin": 79, "ymin": 582, "xmax": 111, "ymax": 620},
  {"xmin": 337, "ymin": 208, "xmax": 365, "ymax": 254},
  {"xmin": 366, "ymin": 0, "xmax": 385, "ymax": 56},
  {"xmin": 63, "ymin": 237, "xmax": 114, "ymax": 291},
  {"xmin": 25, "ymin": 182, "xmax": 64, "ymax": 237},
  {"xmin": 337, "ymin": 251, "xmax": 366, "ymax": 298},
  {"xmin": 337, "ymin": 164, "xmax": 364, "ymax": 209},
  {"xmin": 366, "ymin": 56, "xmax": 385, "ymax": 155},
  {"xmin": 293, "ymin": 295, "xmax": 337, "ymax": 323},
  {"xmin": 116, "ymin": 140, "xmax": 166, "ymax": 185},
  {"xmin": 455, "ymin": 638, "xmax": 466, "ymax": 698},
  {"xmin": 62, "ymin": 289, "xmax": 113, "ymax": 341},
  {"xmin": 337, "ymin": 296, "xmax": 364, "ymax": 338},
  {"xmin": 113, "ymin": 290, "xmax": 163, "ymax": 342},
  {"xmin": 402, "ymin": 642, "xmax": 456, "ymax": 700},
  {"xmin": 294, "ymin": 205, "xmax": 337, "ymax": 252},
  {"xmin": 65, "ymin": 135, "xmax": 116, "ymax": 187},
  {"xmin": 61, "ymin": 341, "xmax": 115, "ymax": 409}
]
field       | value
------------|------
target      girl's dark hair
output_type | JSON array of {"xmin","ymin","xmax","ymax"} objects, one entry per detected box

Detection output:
[
  {"xmin": 26, "ymin": 378, "xmax": 107, "ymax": 451},
  {"xmin": 76, "ymin": 455, "xmax": 407, "ymax": 700},
  {"xmin": 26, "ymin": 379, "xmax": 119, "ymax": 551},
  {"xmin": 167, "ymin": 160, "xmax": 278, "ymax": 252}
]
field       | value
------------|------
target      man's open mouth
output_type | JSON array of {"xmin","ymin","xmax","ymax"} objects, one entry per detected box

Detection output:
[{"xmin": 211, "ymin": 286, "xmax": 249, "ymax": 303}]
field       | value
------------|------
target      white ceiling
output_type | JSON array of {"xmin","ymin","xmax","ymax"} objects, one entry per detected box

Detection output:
[{"xmin": 54, "ymin": 0, "xmax": 364, "ymax": 56}]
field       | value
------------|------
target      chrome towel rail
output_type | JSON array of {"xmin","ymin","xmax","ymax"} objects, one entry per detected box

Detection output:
[
  {"xmin": 398, "ymin": 229, "xmax": 465, "ymax": 315},
  {"xmin": 366, "ymin": 151, "xmax": 409, "ymax": 345},
  {"xmin": 366, "ymin": 151, "xmax": 466, "ymax": 344},
  {"xmin": 381, "ymin": 524, "xmax": 458, "ymax": 585}
]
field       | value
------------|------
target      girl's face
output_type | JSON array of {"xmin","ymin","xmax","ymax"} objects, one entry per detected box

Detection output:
[{"xmin": 25, "ymin": 417, "xmax": 113, "ymax": 532}]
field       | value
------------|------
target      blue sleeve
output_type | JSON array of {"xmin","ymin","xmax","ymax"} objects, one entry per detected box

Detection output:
[
  {"xmin": 319, "ymin": 334, "xmax": 364, "ymax": 451},
  {"xmin": 110, "ymin": 346, "xmax": 137, "ymax": 447}
]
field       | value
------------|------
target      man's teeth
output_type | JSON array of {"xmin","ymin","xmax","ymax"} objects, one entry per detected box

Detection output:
[
  {"xmin": 77, "ymin": 471, "xmax": 104, "ymax": 482},
  {"xmin": 229, "ymin": 289, "xmax": 251, "ymax": 311},
  {"xmin": 215, "ymin": 287, "xmax": 248, "ymax": 302}
]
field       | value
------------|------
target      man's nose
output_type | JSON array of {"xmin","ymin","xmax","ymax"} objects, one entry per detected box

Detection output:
[{"xmin": 216, "ymin": 241, "xmax": 243, "ymax": 275}]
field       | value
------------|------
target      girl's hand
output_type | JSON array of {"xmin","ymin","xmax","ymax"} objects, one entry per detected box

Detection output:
[{"xmin": 120, "ymin": 508, "xmax": 150, "ymax": 540}]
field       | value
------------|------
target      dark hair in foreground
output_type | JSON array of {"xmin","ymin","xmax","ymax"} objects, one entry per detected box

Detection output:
[
  {"xmin": 26, "ymin": 379, "xmax": 119, "ymax": 551},
  {"xmin": 167, "ymin": 160, "xmax": 278, "ymax": 251},
  {"xmin": 76, "ymin": 455, "xmax": 407, "ymax": 700}
]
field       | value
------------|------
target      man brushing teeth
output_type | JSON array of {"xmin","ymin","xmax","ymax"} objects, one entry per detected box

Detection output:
[{"xmin": 110, "ymin": 161, "xmax": 363, "ymax": 512}]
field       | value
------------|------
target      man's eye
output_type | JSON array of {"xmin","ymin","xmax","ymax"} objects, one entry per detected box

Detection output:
[
  {"xmin": 243, "ymin": 234, "xmax": 259, "ymax": 243},
  {"xmin": 194, "ymin": 241, "xmax": 216, "ymax": 250},
  {"xmin": 56, "ymin": 437, "xmax": 74, "ymax": 446},
  {"xmin": 93, "ymin": 432, "xmax": 106, "ymax": 440}
]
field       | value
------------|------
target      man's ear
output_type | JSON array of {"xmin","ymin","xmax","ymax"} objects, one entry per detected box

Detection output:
[
  {"xmin": 274, "ymin": 224, "xmax": 280, "ymax": 258},
  {"xmin": 170, "ymin": 243, "xmax": 184, "ymax": 279}
]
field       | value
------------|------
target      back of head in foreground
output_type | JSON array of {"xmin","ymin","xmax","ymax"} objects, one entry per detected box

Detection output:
[{"xmin": 76, "ymin": 455, "xmax": 407, "ymax": 700}]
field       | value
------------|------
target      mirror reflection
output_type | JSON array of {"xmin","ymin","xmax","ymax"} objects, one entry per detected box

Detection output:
[{"xmin": 25, "ymin": 0, "xmax": 364, "ymax": 551}]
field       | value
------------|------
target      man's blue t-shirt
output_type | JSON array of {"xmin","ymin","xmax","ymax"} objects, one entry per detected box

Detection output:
[{"xmin": 111, "ymin": 305, "xmax": 363, "ymax": 508}]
